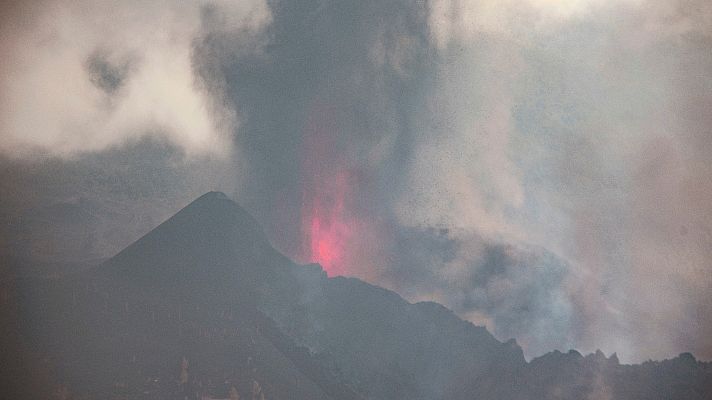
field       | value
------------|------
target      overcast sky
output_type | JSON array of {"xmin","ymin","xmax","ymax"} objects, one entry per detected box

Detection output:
[{"xmin": 1, "ymin": 0, "xmax": 711, "ymax": 363}]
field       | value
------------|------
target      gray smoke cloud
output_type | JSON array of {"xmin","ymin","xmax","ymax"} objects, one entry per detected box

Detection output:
[
  {"xmin": 1, "ymin": 0, "xmax": 711, "ymax": 362},
  {"xmin": 382, "ymin": 227, "xmax": 576, "ymax": 354}
]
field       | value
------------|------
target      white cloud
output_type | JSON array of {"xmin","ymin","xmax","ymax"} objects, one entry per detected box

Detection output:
[
  {"xmin": 0, "ymin": 0, "xmax": 271, "ymax": 158},
  {"xmin": 427, "ymin": 0, "xmax": 645, "ymax": 47}
]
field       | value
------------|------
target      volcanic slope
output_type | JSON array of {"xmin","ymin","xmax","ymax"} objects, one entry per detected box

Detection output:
[{"xmin": 11, "ymin": 192, "xmax": 712, "ymax": 400}]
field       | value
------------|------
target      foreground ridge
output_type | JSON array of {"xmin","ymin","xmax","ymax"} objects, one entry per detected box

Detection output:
[{"xmin": 3, "ymin": 192, "xmax": 710, "ymax": 400}]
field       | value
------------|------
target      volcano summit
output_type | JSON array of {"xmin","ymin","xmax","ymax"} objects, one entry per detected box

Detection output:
[{"xmin": 2, "ymin": 192, "xmax": 711, "ymax": 399}]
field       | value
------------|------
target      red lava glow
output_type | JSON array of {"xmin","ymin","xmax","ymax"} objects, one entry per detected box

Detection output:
[
  {"xmin": 300, "ymin": 101, "xmax": 354, "ymax": 276},
  {"xmin": 306, "ymin": 172, "xmax": 351, "ymax": 276}
]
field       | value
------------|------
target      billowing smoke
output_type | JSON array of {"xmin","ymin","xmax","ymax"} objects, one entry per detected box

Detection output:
[
  {"xmin": 0, "ymin": 0, "xmax": 271, "ymax": 158},
  {"xmin": 2, "ymin": 0, "xmax": 712, "ymax": 362}
]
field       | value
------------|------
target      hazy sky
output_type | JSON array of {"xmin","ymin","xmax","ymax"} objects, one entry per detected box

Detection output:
[{"xmin": 1, "ymin": 0, "xmax": 711, "ymax": 363}]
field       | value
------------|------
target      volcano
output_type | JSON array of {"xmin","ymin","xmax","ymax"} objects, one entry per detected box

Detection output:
[{"xmin": 4, "ymin": 192, "xmax": 712, "ymax": 399}]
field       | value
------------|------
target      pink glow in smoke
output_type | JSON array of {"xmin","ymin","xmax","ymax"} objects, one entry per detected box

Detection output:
[
  {"xmin": 299, "ymin": 99, "xmax": 390, "ymax": 277},
  {"xmin": 299, "ymin": 101, "xmax": 355, "ymax": 276},
  {"xmin": 305, "ymin": 172, "xmax": 351, "ymax": 276}
]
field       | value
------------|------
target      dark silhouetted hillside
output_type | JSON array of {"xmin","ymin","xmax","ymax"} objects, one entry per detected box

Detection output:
[{"xmin": 6, "ymin": 192, "xmax": 711, "ymax": 399}]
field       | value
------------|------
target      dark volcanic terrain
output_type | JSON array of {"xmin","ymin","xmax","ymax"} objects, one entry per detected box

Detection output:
[{"xmin": 2, "ymin": 192, "xmax": 711, "ymax": 399}]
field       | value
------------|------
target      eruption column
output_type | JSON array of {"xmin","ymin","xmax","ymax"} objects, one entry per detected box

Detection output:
[{"xmin": 300, "ymin": 101, "xmax": 353, "ymax": 276}]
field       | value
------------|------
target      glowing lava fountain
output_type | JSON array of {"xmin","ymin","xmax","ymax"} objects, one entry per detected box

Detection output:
[
  {"xmin": 303, "ymin": 172, "xmax": 352, "ymax": 276},
  {"xmin": 299, "ymin": 100, "xmax": 356, "ymax": 276}
]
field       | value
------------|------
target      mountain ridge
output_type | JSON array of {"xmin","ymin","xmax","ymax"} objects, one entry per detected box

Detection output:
[{"xmin": 6, "ymin": 191, "xmax": 712, "ymax": 399}]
